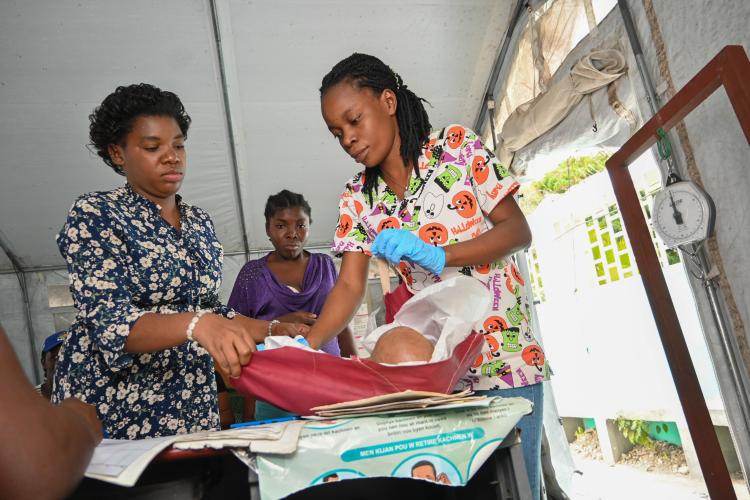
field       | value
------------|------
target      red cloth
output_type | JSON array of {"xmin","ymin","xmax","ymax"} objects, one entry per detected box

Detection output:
[
  {"xmin": 233, "ymin": 332, "xmax": 484, "ymax": 415},
  {"xmin": 383, "ymin": 281, "xmax": 414, "ymax": 323}
]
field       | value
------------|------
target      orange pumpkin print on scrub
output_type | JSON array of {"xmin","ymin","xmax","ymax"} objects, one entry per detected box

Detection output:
[
  {"xmin": 511, "ymin": 262, "xmax": 525, "ymax": 285},
  {"xmin": 485, "ymin": 334, "xmax": 501, "ymax": 353},
  {"xmin": 424, "ymin": 137, "xmax": 437, "ymax": 160},
  {"xmin": 448, "ymin": 191, "xmax": 477, "ymax": 218},
  {"xmin": 472, "ymin": 354, "xmax": 485, "ymax": 369},
  {"xmin": 336, "ymin": 214, "xmax": 352, "ymax": 238},
  {"xmin": 483, "ymin": 316, "xmax": 508, "ymax": 334},
  {"xmin": 473, "ymin": 334, "xmax": 500, "ymax": 368},
  {"xmin": 418, "ymin": 222, "xmax": 448, "ymax": 246},
  {"xmin": 446, "ymin": 125, "xmax": 466, "ymax": 149},
  {"xmin": 522, "ymin": 345, "xmax": 545, "ymax": 370},
  {"xmin": 472, "ymin": 155, "xmax": 490, "ymax": 184},
  {"xmin": 475, "ymin": 263, "xmax": 491, "ymax": 274},
  {"xmin": 398, "ymin": 262, "xmax": 414, "ymax": 286},
  {"xmin": 378, "ymin": 217, "xmax": 401, "ymax": 232},
  {"xmin": 506, "ymin": 276, "xmax": 518, "ymax": 294},
  {"xmin": 354, "ymin": 200, "xmax": 364, "ymax": 216}
]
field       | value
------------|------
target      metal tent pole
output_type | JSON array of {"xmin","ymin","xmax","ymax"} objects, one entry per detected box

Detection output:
[
  {"xmin": 473, "ymin": 0, "xmax": 527, "ymax": 132},
  {"xmin": 208, "ymin": 0, "xmax": 251, "ymax": 262}
]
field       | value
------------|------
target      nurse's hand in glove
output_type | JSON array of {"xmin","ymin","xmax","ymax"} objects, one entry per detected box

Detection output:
[{"xmin": 372, "ymin": 228, "xmax": 446, "ymax": 275}]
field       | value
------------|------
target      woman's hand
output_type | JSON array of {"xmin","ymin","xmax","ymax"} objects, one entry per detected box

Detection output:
[
  {"xmin": 275, "ymin": 311, "xmax": 318, "ymax": 326},
  {"xmin": 271, "ymin": 322, "xmax": 310, "ymax": 338},
  {"xmin": 191, "ymin": 313, "xmax": 257, "ymax": 378},
  {"xmin": 227, "ymin": 313, "xmax": 308, "ymax": 340}
]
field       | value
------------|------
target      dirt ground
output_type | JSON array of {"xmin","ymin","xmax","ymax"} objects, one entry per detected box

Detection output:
[
  {"xmin": 567, "ymin": 429, "xmax": 749, "ymax": 499},
  {"xmin": 619, "ymin": 440, "xmax": 689, "ymax": 475},
  {"xmin": 569, "ymin": 429, "xmax": 603, "ymax": 461}
]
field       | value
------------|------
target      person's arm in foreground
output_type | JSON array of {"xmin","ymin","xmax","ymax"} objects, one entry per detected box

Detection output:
[
  {"xmin": 124, "ymin": 312, "xmax": 306, "ymax": 378},
  {"xmin": 305, "ymin": 251, "xmax": 370, "ymax": 350},
  {"xmin": 0, "ymin": 326, "xmax": 102, "ymax": 500},
  {"xmin": 337, "ymin": 326, "xmax": 357, "ymax": 357}
]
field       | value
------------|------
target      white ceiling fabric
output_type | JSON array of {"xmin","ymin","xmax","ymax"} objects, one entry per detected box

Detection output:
[{"xmin": 0, "ymin": 0, "xmax": 511, "ymax": 271}]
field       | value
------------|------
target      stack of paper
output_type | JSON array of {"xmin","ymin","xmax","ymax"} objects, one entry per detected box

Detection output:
[
  {"xmin": 84, "ymin": 420, "xmax": 305, "ymax": 487},
  {"xmin": 172, "ymin": 420, "xmax": 305, "ymax": 454},
  {"xmin": 85, "ymin": 436, "xmax": 180, "ymax": 487},
  {"xmin": 309, "ymin": 389, "xmax": 490, "ymax": 418}
]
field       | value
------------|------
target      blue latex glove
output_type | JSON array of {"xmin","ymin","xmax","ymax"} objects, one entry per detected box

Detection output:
[{"xmin": 372, "ymin": 228, "xmax": 446, "ymax": 275}]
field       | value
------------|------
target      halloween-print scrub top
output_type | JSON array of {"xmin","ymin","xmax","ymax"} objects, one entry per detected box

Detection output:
[
  {"xmin": 52, "ymin": 184, "xmax": 232, "ymax": 439},
  {"xmin": 332, "ymin": 125, "xmax": 549, "ymax": 391}
]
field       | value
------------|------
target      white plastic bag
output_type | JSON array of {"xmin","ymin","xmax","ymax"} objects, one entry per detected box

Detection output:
[{"xmin": 362, "ymin": 276, "xmax": 491, "ymax": 364}]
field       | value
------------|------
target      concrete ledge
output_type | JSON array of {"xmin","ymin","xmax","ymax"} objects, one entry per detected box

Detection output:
[{"xmin": 595, "ymin": 417, "xmax": 633, "ymax": 465}]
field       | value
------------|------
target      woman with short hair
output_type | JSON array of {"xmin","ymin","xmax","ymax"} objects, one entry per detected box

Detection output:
[{"xmin": 53, "ymin": 84, "xmax": 306, "ymax": 439}]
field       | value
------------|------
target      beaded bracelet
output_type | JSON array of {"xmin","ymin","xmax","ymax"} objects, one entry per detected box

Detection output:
[
  {"xmin": 186, "ymin": 310, "xmax": 209, "ymax": 342},
  {"xmin": 267, "ymin": 319, "xmax": 280, "ymax": 337}
]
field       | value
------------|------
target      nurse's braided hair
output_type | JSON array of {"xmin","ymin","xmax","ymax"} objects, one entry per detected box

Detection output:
[{"xmin": 320, "ymin": 53, "xmax": 431, "ymax": 204}]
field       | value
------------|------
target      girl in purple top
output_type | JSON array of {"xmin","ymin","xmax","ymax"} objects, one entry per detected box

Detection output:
[{"xmin": 228, "ymin": 190, "xmax": 355, "ymax": 357}]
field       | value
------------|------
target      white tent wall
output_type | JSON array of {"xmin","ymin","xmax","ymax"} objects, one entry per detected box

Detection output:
[
  {"xmin": 0, "ymin": 268, "xmax": 76, "ymax": 383},
  {"xmin": 0, "ymin": 272, "xmax": 38, "ymax": 381},
  {"xmin": 623, "ymin": 0, "xmax": 750, "ymax": 368},
  {"xmin": 0, "ymin": 248, "xmax": 11, "ymax": 270},
  {"xmin": 484, "ymin": 2, "xmax": 750, "ymax": 364},
  {"xmin": 216, "ymin": 0, "xmax": 511, "ymax": 250},
  {"xmin": 619, "ymin": 0, "xmax": 750, "ymax": 477},
  {"xmin": 479, "ymin": 0, "xmax": 750, "ymax": 481},
  {"xmin": 0, "ymin": 0, "xmax": 244, "ymax": 381},
  {"xmin": 0, "ymin": 0, "xmax": 512, "ymax": 379},
  {"xmin": 5, "ymin": 254, "xmax": 252, "ymax": 383},
  {"xmin": 0, "ymin": 0, "xmax": 245, "ymax": 269}
]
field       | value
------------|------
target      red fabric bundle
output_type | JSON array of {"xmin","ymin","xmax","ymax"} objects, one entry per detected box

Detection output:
[
  {"xmin": 383, "ymin": 281, "xmax": 414, "ymax": 323},
  {"xmin": 233, "ymin": 331, "xmax": 484, "ymax": 415}
]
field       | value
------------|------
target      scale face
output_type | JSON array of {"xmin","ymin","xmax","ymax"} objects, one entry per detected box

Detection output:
[{"xmin": 652, "ymin": 180, "xmax": 716, "ymax": 248}]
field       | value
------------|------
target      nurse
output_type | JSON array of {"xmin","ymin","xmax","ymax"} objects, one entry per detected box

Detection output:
[{"xmin": 307, "ymin": 53, "xmax": 549, "ymax": 498}]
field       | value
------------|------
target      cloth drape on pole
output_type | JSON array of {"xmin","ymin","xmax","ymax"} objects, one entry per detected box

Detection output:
[{"xmin": 499, "ymin": 49, "xmax": 628, "ymax": 165}]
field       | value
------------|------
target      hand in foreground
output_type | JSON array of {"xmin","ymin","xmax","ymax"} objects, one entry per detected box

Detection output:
[
  {"xmin": 275, "ymin": 311, "xmax": 317, "ymax": 326},
  {"xmin": 271, "ymin": 322, "xmax": 310, "ymax": 338},
  {"xmin": 59, "ymin": 398, "xmax": 103, "ymax": 444},
  {"xmin": 192, "ymin": 313, "xmax": 257, "ymax": 378},
  {"xmin": 371, "ymin": 228, "xmax": 446, "ymax": 274}
]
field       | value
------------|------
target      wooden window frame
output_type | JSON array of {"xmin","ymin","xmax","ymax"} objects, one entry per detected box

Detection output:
[{"xmin": 605, "ymin": 45, "xmax": 750, "ymax": 498}]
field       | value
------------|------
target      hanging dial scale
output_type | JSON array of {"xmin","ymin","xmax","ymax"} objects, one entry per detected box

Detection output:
[{"xmin": 652, "ymin": 171, "xmax": 716, "ymax": 248}]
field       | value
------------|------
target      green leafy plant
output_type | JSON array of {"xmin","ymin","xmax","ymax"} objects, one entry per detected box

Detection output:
[
  {"xmin": 574, "ymin": 425, "xmax": 585, "ymax": 439},
  {"xmin": 519, "ymin": 152, "xmax": 609, "ymax": 213},
  {"xmin": 616, "ymin": 417, "xmax": 653, "ymax": 447}
]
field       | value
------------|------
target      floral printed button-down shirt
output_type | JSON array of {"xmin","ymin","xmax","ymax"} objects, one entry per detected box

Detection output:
[
  {"xmin": 52, "ymin": 184, "xmax": 232, "ymax": 439},
  {"xmin": 332, "ymin": 125, "xmax": 550, "ymax": 391}
]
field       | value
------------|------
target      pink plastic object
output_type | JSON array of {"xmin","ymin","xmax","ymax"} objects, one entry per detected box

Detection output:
[{"xmin": 233, "ymin": 331, "xmax": 484, "ymax": 415}]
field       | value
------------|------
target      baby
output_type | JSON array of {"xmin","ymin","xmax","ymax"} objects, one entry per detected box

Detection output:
[{"xmin": 369, "ymin": 326, "xmax": 434, "ymax": 364}]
